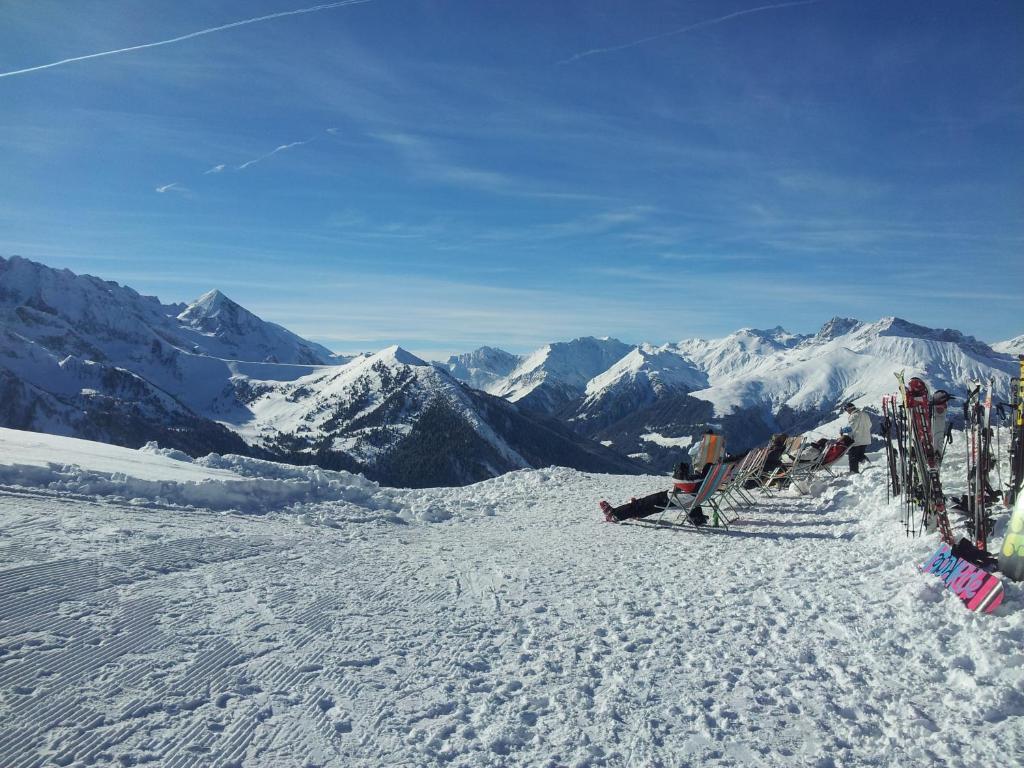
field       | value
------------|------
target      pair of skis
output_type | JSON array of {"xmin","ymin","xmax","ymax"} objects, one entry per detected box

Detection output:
[
  {"xmin": 1008, "ymin": 356, "xmax": 1024, "ymax": 507},
  {"xmin": 880, "ymin": 396, "xmax": 901, "ymax": 501},
  {"xmin": 882, "ymin": 392, "xmax": 919, "ymax": 537},
  {"xmin": 893, "ymin": 372, "xmax": 954, "ymax": 545},
  {"xmin": 963, "ymin": 379, "xmax": 995, "ymax": 550}
]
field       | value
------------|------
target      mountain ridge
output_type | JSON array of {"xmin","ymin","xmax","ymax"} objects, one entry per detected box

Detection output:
[{"xmin": 1, "ymin": 254, "xmax": 1018, "ymax": 481}]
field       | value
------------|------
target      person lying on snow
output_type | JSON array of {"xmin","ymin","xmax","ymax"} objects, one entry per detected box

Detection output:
[
  {"xmin": 599, "ymin": 430, "xmax": 725, "ymax": 526},
  {"xmin": 599, "ymin": 481, "xmax": 707, "ymax": 526}
]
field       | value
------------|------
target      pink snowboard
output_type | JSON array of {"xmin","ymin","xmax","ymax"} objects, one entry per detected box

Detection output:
[{"xmin": 921, "ymin": 543, "xmax": 1004, "ymax": 613}]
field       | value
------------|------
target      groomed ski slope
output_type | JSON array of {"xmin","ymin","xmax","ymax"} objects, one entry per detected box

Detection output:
[{"xmin": 0, "ymin": 428, "xmax": 1021, "ymax": 767}]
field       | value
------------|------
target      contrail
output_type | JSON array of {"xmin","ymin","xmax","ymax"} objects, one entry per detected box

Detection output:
[
  {"xmin": 237, "ymin": 139, "xmax": 312, "ymax": 170},
  {"xmin": 0, "ymin": 0, "xmax": 374, "ymax": 79},
  {"xmin": 559, "ymin": 0, "xmax": 820, "ymax": 64},
  {"xmin": 155, "ymin": 182, "xmax": 186, "ymax": 193}
]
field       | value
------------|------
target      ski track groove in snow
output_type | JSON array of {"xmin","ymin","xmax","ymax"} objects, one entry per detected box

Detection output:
[{"xmin": 1, "ymin": 452, "xmax": 1023, "ymax": 766}]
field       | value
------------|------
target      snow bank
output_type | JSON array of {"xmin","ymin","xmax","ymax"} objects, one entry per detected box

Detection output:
[
  {"xmin": 0, "ymin": 427, "xmax": 423, "ymax": 520},
  {"xmin": 0, "ymin": 427, "xmax": 242, "ymax": 482}
]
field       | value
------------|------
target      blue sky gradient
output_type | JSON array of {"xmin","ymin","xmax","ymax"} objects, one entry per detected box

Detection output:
[{"xmin": 2, "ymin": 0, "xmax": 1021, "ymax": 357}]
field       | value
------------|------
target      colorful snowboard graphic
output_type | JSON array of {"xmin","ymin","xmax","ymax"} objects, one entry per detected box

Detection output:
[
  {"xmin": 921, "ymin": 542, "xmax": 1004, "ymax": 613},
  {"xmin": 998, "ymin": 485, "xmax": 1024, "ymax": 582}
]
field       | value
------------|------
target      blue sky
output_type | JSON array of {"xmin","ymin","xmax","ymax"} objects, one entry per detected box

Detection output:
[{"xmin": 1, "ymin": 0, "xmax": 1021, "ymax": 358}]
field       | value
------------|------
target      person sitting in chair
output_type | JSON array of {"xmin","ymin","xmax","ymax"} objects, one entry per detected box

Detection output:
[
  {"xmin": 784, "ymin": 437, "xmax": 828, "ymax": 466},
  {"xmin": 688, "ymin": 428, "xmax": 725, "ymax": 479}
]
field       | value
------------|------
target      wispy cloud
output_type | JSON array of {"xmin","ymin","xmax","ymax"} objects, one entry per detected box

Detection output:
[
  {"xmin": 369, "ymin": 131, "xmax": 602, "ymax": 201},
  {"xmin": 155, "ymin": 182, "xmax": 187, "ymax": 194},
  {"xmin": 559, "ymin": 0, "xmax": 821, "ymax": 64},
  {"xmin": 204, "ymin": 163, "xmax": 226, "ymax": 174},
  {"xmin": 237, "ymin": 139, "xmax": 313, "ymax": 170},
  {"xmin": 0, "ymin": 0, "xmax": 375, "ymax": 80}
]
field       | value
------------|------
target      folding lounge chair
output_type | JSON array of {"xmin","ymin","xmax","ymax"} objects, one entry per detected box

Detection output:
[
  {"xmin": 713, "ymin": 453, "xmax": 760, "ymax": 522},
  {"xmin": 760, "ymin": 436, "xmax": 804, "ymax": 494},
  {"xmin": 718, "ymin": 447, "xmax": 764, "ymax": 509},
  {"xmin": 656, "ymin": 462, "xmax": 733, "ymax": 529},
  {"xmin": 784, "ymin": 445, "xmax": 830, "ymax": 491},
  {"xmin": 784, "ymin": 439, "xmax": 851, "ymax": 490},
  {"xmin": 709, "ymin": 462, "xmax": 746, "ymax": 525},
  {"xmin": 816, "ymin": 441, "xmax": 850, "ymax": 477}
]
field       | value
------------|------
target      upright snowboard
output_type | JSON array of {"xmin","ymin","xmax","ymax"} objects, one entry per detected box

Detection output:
[
  {"xmin": 921, "ymin": 541, "xmax": 1004, "ymax": 613},
  {"xmin": 999, "ymin": 485, "xmax": 1024, "ymax": 581}
]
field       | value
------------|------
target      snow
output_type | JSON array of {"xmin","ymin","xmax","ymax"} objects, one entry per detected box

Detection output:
[
  {"xmin": 492, "ymin": 337, "xmax": 633, "ymax": 402},
  {"xmin": 0, "ymin": 427, "xmax": 243, "ymax": 483},
  {"xmin": 235, "ymin": 346, "xmax": 532, "ymax": 469},
  {"xmin": 993, "ymin": 334, "xmax": 1024, "ymax": 355},
  {"xmin": 0, "ymin": 427, "xmax": 405, "ymax": 519},
  {"xmin": 1, "ymin": 428, "xmax": 1021, "ymax": 766},
  {"xmin": 640, "ymin": 432, "xmax": 693, "ymax": 448}
]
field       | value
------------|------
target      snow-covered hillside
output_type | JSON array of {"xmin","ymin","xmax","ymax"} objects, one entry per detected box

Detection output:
[
  {"xmin": 993, "ymin": 334, "xmax": 1024, "ymax": 356},
  {"xmin": 452, "ymin": 316, "xmax": 1018, "ymax": 471},
  {"xmin": 0, "ymin": 257, "xmax": 637, "ymax": 485},
  {"xmin": 489, "ymin": 337, "xmax": 634, "ymax": 413},
  {"xmin": 0, "ymin": 427, "xmax": 1020, "ymax": 766},
  {"xmin": 443, "ymin": 346, "xmax": 523, "ymax": 391},
  {"xmin": 0, "ymin": 256, "xmax": 337, "ymax": 367}
]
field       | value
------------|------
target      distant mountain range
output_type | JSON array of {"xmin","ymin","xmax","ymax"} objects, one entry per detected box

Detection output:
[
  {"xmin": 441, "ymin": 319, "xmax": 1019, "ymax": 470},
  {"xmin": 1, "ymin": 254, "xmax": 1018, "ymax": 483},
  {"xmin": 0, "ymin": 255, "xmax": 640, "ymax": 486}
]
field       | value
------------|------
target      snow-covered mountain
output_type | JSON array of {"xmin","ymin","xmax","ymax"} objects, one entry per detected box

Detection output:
[
  {"xmin": 564, "ymin": 343, "xmax": 708, "ymax": 435},
  {"xmin": 486, "ymin": 337, "xmax": 634, "ymax": 413},
  {"xmin": 993, "ymin": 334, "xmax": 1024, "ymax": 356},
  {"xmin": 2, "ymin": 426, "xmax": 1021, "ymax": 765},
  {"xmin": 233, "ymin": 344, "xmax": 640, "ymax": 486},
  {"xmin": 674, "ymin": 325, "xmax": 809, "ymax": 381},
  {"xmin": 3, "ymin": 255, "xmax": 1017, "ymax": 482},
  {"xmin": 177, "ymin": 288, "xmax": 339, "ymax": 365},
  {"xmin": 0, "ymin": 256, "xmax": 337, "ymax": 367},
  {"xmin": 0, "ymin": 256, "xmax": 640, "ymax": 485},
  {"xmin": 443, "ymin": 346, "xmax": 522, "ymax": 391},
  {"xmin": 447, "ymin": 317, "xmax": 1017, "ymax": 471}
]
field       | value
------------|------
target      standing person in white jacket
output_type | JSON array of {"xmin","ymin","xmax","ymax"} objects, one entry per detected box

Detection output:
[{"xmin": 843, "ymin": 402, "xmax": 872, "ymax": 474}]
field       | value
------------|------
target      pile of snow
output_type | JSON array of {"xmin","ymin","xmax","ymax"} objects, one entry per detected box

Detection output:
[{"xmin": 0, "ymin": 428, "xmax": 419, "ymax": 521}]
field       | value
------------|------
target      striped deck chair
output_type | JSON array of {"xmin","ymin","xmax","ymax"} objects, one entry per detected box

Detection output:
[
  {"xmin": 783, "ymin": 444, "xmax": 830, "ymax": 490},
  {"xmin": 709, "ymin": 462, "xmax": 744, "ymax": 526},
  {"xmin": 691, "ymin": 433, "xmax": 726, "ymax": 476},
  {"xmin": 656, "ymin": 462, "xmax": 732, "ymax": 529},
  {"xmin": 717, "ymin": 448, "xmax": 763, "ymax": 511},
  {"xmin": 760, "ymin": 436, "xmax": 804, "ymax": 494}
]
